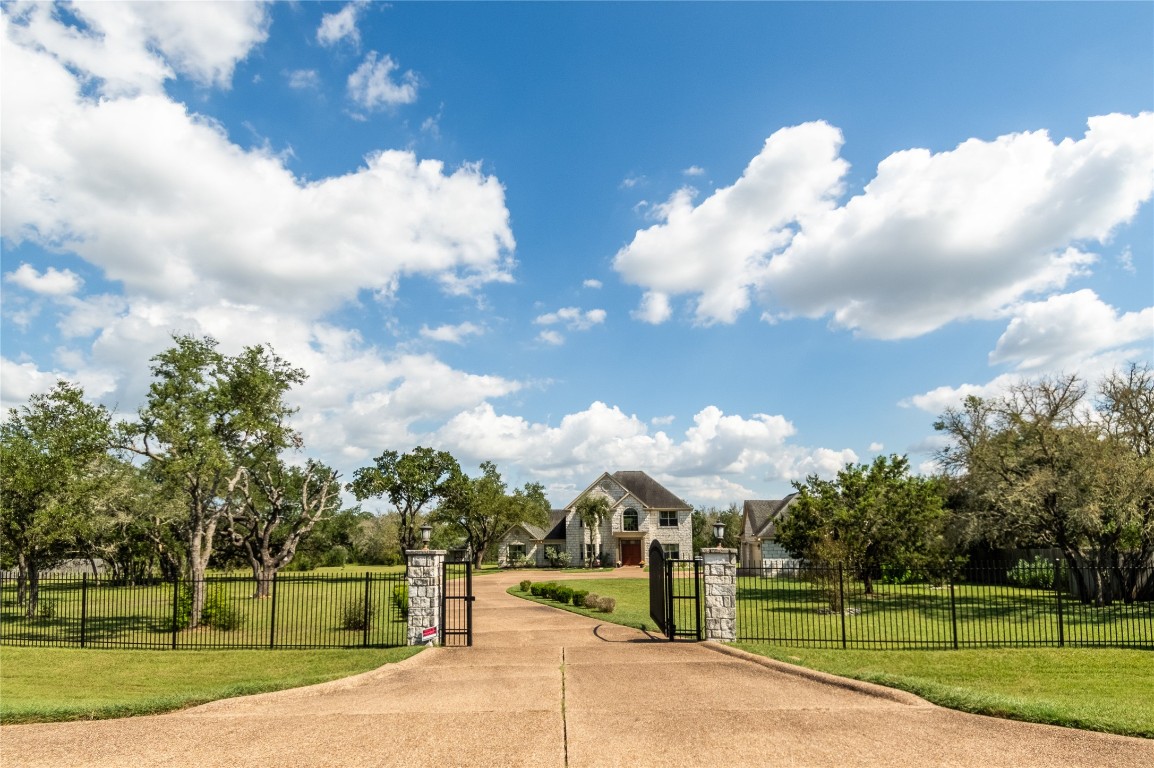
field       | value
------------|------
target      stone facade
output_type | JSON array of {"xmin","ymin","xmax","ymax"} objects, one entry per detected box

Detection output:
[
  {"xmin": 702, "ymin": 548, "xmax": 737, "ymax": 642},
  {"xmin": 405, "ymin": 549, "xmax": 445, "ymax": 646}
]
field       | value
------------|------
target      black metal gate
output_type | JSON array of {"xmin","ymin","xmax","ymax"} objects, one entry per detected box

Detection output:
[
  {"xmin": 441, "ymin": 559, "xmax": 474, "ymax": 647},
  {"xmin": 648, "ymin": 540, "xmax": 703, "ymax": 641}
]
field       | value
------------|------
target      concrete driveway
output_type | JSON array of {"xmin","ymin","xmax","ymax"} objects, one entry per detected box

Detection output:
[{"xmin": 2, "ymin": 568, "xmax": 1150, "ymax": 767}]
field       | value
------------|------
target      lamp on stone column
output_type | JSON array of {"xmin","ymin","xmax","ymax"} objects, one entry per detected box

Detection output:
[
  {"xmin": 420, "ymin": 524, "xmax": 432, "ymax": 550},
  {"xmin": 713, "ymin": 520, "xmax": 725, "ymax": 547}
]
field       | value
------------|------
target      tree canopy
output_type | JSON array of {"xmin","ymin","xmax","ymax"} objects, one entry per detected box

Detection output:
[
  {"xmin": 776, "ymin": 454, "xmax": 948, "ymax": 593},
  {"xmin": 935, "ymin": 365, "xmax": 1154, "ymax": 603},
  {"xmin": 434, "ymin": 461, "xmax": 550, "ymax": 566}
]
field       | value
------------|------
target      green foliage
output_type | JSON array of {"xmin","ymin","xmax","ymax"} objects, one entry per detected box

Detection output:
[
  {"xmin": 1, "ymin": 380, "xmax": 113, "ymax": 616},
  {"xmin": 323, "ymin": 545, "xmax": 349, "ymax": 568},
  {"xmin": 544, "ymin": 546, "xmax": 572, "ymax": 568},
  {"xmin": 339, "ymin": 596, "xmax": 375, "ymax": 631},
  {"xmin": 201, "ymin": 586, "xmax": 244, "ymax": 631},
  {"xmin": 392, "ymin": 584, "xmax": 408, "ymax": 618},
  {"xmin": 776, "ymin": 454, "xmax": 949, "ymax": 594},
  {"xmin": 35, "ymin": 598, "xmax": 58, "ymax": 620},
  {"xmin": 574, "ymin": 494, "xmax": 611, "ymax": 567},
  {"xmin": 348, "ymin": 447, "xmax": 462, "ymax": 564},
  {"xmin": 572, "ymin": 589, "xmax": 589, "ymax": 607},
  {"xmin": 518, "ymin": 579, "xmax": 532, "ymax": 592},
  {"xmin": 692, "ymin": 503, "xmax": 742, "ymax": 553},
  {"xmin": 935, "ymin": 366, "xmax": 1154, "ymax": 604},
  {"xmin": 433, "ymin": 461, "xmax": 549, "ymax": 567},
  {"xmin": 1007, "ymin": 556, "xmax": 1055, "ymax": 589},
  {"xmin": 555, "ymin": 586, "xmax": 574, "ymax": 604}
]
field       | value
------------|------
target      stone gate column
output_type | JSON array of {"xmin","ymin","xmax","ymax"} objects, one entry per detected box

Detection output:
[
  {"xmin": 702, "ymin": 547, "xmax": 737, "ymax": 642},
  {"xmin": 406, "ymin": 549, "xmax": 446, "ymax": 646}
]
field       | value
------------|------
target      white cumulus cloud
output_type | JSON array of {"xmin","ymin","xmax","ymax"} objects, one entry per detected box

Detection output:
[
  {"xmin": 420, "ymin": 322, "xmax": 484, "ymax": 344},
  {"xmin": 317, "ymin": 2, "xmax": 365, "ymax": 48},
  {"xmin": 347, "ymin": 51, "xmax": 418, "ymax": 110},
  {"xmin": 615, "ymin": 115, "xmax": 1154, "ymax": 338},
  {"xmin": 5, "ymin": 264, "xmax": 82, "ymax": 296}
]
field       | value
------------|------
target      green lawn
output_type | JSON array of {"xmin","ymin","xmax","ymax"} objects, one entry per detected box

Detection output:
[
  {"xmin": 508, "ymin": 578, "xmax": 654, "ymax": 631},
  {"xmin": 0, "ymin": 646, "xmax": 421, "ymax": 724},
  {"xmin": 514, "ymin": 574, "xmax": 1154, "ymax": 738},
  {"xmin": 732, "ymin": 644, "xmax": 1154, "ymax": 738}
]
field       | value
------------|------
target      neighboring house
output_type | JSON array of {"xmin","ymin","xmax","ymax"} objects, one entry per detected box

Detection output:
[
  {"xmin": 497, "ymin": 471, "xmax": 693, "ymax": 567},
  {"xmin": 739, "ymin": 495, "xmax": 801, "ymax": 573}
]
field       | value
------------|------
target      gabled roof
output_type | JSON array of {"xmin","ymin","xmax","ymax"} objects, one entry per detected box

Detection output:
[
  {"xmin": 743, "ymin": 494, "xmax": 798, "ymax": 539},
  {"xmin": 543, "ymin": 509, "xmax": 567, "ymax": 540},
  {"xmin": 512, "ymin": 510, "xmax": 568, "ymax": 542},
  {"xmin": 611, "ymin": 471, "xmax": 692, "ymax": 510}
]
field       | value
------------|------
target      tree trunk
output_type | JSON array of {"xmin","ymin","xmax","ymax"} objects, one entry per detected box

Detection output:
[
  {"xmin": 25, "ymin": 560, "xmax": 40, "ymax": 619},
  {"xmin": 252, "ymin": 564, "xmax": 275, "ymax": 598},
  {"xmin": 16, "ymin": 553, "xmax": 28, "ymax": 608}
]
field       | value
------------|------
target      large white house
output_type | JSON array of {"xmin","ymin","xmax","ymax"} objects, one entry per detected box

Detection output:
[{"xmin": 497, "ymin": 471, "xmax": 693, "ymax": 567}]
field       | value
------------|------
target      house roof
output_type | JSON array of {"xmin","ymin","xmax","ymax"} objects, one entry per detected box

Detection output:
[
  {"xmin": 743, "ymin": 494, "xmax": 798, "ymax": 539},
  {"xmin": 516, "ymin": 510, "xmax": 568, "ymax": 542},
  {"xmin": 611, "ymin": 471, "xmax": 692, "ymax": 511}
]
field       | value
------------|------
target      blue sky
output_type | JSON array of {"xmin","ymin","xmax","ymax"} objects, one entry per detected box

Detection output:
[{"xmin": 2, "ymin": 1, "xmax": 1152, "ymax": 510}]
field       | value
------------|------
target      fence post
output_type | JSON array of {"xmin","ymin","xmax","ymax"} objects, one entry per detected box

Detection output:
[
  {"xmin": 701, "ymin": 548, "xmax": 737, "ymax": 642},
  {"xmin": 1054, "ymin": 558, "xmax": 1065, "ymax": 648},
  {"xmin": 948, "ymin": 576, "xmax": 958, "ymax": 650},
  {"xmin": 171, "ymin": 577, "xmax": 179, "ymax": 650},
  {"xmin": 363, "ymin": 571, "xmax": 371, "ymax": 648},
  {"xmin": 80, "ymin": 573, "xmax": 88, "ymax": 648},
  {"xmin": 268, "ymin": 572, "xmax": 278, "ymax": 649},
  {"xmin": 838, "ymin": 563, "xmax": 847, "ymax": 649},
  {"xmin": 406, "ymin": 549, "xmax": 445, "ymax": 646}
]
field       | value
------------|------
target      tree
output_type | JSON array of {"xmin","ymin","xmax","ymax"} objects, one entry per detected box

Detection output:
[
  {"xmin": 123, "ymin": 335, "xmax": 306, "ymax": 626},
  {"xmin": 434, "ymin": 461, "xmax": 550, "ymax": 567},
  {"xmin": 776, "ymin": 455, "xmax": 948, "ymax": 595},
  {"xmin": 225, "ymin": 459, "xmax": 341, "ymax": 596},
  {"xmin": 574, "ymin": 493, "xmax": 610, "ymax": 566},
  {"xmin": 0, "ymin": 381, "xmax": 112, "ymax": 615},
  {"xmin": 935, "ymin": 367, "xmax": 1154, "ymax": 603},
  {"xmin": 347, "ymin": 447, "xmax": 462, "ymax": 565},
  {"xmin": 691, "ymin": 503, "xmax": 742, "ymax": 554},
  {"xmin": 83, "ymin": 457, "xmax": 185, "ymax": 584}
]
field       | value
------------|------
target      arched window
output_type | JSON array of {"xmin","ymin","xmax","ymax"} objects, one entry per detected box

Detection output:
[{"xmin": 623, "ymin": 507, "xmax": 639, "ymax": 532}]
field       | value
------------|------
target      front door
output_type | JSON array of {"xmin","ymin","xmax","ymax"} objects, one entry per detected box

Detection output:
[{"xmin": 621, "ymin": 539, "xmax": 642, "ymax": 566}]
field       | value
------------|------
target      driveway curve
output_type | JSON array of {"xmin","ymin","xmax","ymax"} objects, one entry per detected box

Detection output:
[{"xmin": 2, "ymin": 568, "xmax": 1150, "ymax": 767}]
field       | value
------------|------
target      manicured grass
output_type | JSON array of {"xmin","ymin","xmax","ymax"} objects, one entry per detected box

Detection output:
[
  {"xmin": 0, "ymin": 645, "xmax": 421, "ymax": 724},
  {"xmin": 508, "ymin": 578, "xmax": 654, "ymax": 631},
  {"xmin": 732, "ymin": 644, "xmax": 1154, "ymax": 738}
]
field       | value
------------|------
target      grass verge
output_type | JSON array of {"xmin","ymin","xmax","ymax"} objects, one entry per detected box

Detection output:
[
  {"xmin": 508, "ymin": 578, "xmax": 652, "ymax": 631},
  {"xmin": 732, "ymin": 644, "xmax": 1154, "ymax": 738},
  {"xmin": 0, "ymin": 646, "xmax": 421, "ymax": 724}
]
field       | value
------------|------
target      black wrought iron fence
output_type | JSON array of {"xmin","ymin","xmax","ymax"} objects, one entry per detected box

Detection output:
[
  {"xmin": 0, "ymin": 572, "xmax": 408, "ymax": 649},
  {"xmin": 736, "ymin": 560, "xmax": 1154, "ymax": 649}
]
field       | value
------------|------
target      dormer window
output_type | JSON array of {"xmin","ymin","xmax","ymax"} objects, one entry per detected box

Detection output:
[{"xmin": 623, "ymin": 507, "xmax": 639, "ymax": 532}]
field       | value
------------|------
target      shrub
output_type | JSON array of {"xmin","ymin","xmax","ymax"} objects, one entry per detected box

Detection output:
[
  {"xmin": 323, "ymin": 546, "xmax": 349, "ymax": 568},
  {"xmin": 519, "ymin": 579, "xmax": 533, "ymax": 592},
  {"xmin": 572, "ymin": 589, "xmax": 589, "ymax": 607},
  {"xmin": 201, "ymin": 585, "xmax": 244, "ymax": 631},
  {"xmin": 514, "ymin": 553, "xmax": 535, "ymax": 569},
  {"xmin": 530, "ymin": 583, "xmax": 545, "ymax": 597},
  {"xmin": 555, "ymin": 586, "xmax": 574, "ymax": 604},
  {"xmin": 583, "ymin": 592, "xmax": 601, "ymax": 610},
  {"xmin": 340, "ymin": 596, "xmax": 375, "ymax": 631},
  {"xmin": 392, "ymin": 584, "xmax": 409, "ymax": 618},
  {"xmin": 598, "ymin": 597, "xmax": 616, "ymax": 613},
  {"xmin": 540, "ymin": 582, "xmax": 559, "ymax": 600},
  {"xmin": 881, "ymin": 564, "xmax": 916, "ymax": 585},
  {"xmin": 1008, "ymin": 556, "xmax": 1056, "ymax": 590},
  {"xmin": 36, "ymin": 598, "xmax": 58, "ymax": 619}
]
